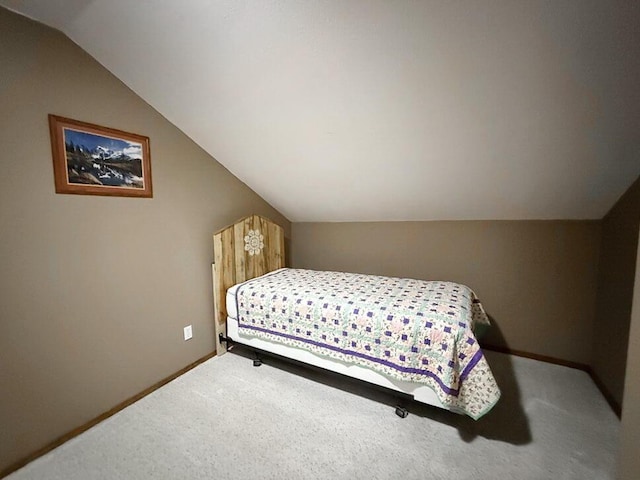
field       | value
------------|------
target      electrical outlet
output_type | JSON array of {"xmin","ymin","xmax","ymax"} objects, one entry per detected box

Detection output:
[{"xmin": 183, "ymin": 325, "xmax": 193, "ymax": 341}]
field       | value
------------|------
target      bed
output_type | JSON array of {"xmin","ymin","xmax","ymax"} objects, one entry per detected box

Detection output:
[{"xmin": 212, "ymin": 215, "xmax": 500, "ymax": 420}]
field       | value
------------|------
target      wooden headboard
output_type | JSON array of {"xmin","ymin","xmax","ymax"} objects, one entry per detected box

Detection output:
[{"xmin": 212, "ymin": 214, "xmax": 285, "ymax": 354}]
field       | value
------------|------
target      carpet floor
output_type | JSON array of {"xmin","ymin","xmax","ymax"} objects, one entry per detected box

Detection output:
[{"xmin": 7, "ymin": 349, "xmax": 619, "ymax": 480}]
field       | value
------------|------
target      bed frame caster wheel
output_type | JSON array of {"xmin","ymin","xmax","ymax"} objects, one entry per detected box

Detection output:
[
  {"xmin": 395, "ymin": 406, "xmax": 409, "ymax": 418},
  {"xmin": 253, "ymin": 358, "xmax": 262, "ymax": 367}
]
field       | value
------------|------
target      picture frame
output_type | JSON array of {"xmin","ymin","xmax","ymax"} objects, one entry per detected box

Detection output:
[{"xmin": 48, "ymin": 114, "xmax": 153, "ymax": 198}]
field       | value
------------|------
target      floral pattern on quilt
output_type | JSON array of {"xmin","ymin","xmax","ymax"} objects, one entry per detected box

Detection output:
[{"xmin": 235, "ymin": 268, "xmax": 500, "ymax": 419}]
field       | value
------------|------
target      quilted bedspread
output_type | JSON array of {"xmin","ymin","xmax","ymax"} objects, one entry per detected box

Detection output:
[{"xmin": 234, "ymin": 268, "xmax": 500, "ymax": 419}]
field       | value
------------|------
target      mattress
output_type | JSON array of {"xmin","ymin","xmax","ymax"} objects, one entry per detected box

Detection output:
[
  {"xmin": 226, "ymin": 268, "xmax": 284, "ymax": 320},
  {"xmin": 226, "ymin": 268, "xmax": 500, "ymax": 419},
  {"xmin": 226, "ymin": 278, "xmax": 444, "ymax": 408}
]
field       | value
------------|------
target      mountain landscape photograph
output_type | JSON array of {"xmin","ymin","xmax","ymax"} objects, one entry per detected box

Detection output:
[{"xmin": 63, "ymin": 127, "xmax": 145, "ymax": 189}]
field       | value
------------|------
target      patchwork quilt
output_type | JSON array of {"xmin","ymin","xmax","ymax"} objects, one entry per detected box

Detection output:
[{"xmin": 234, "ymin": 268, "xmax": 500, "ymax": 419}]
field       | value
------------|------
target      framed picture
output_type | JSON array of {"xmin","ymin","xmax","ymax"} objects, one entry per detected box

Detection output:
[{"xmin": 48, "ymin": 115, "xmax": 152, "ymax": 198}]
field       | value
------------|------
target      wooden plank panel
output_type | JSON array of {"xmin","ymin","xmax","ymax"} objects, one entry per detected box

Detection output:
[
  {"xmin": 270, "ymin": 221, "xmax": 285, "ymax": 270},
  {"xmin": 243, "ymin": 216, "xmax": 255, "ymax": 279},
  {"xmin": 221, "ymin": 228, "xmax": 236, "ymax": 294},
  {"xmin": 255, "ymin": 216, "xmax": 267, "ymax": 276},
  {"xmin": 266, "ymin": 220, "xmax": 275, "ymax": 270},
  {"xmin": 278, "ymin": 225, "xmax": 285, "ymax": 267},
  {"xmin": 233, "ymin": 222, "xmax": 246, "ymax": 284},
  {"xmin": 262, "ymin": 218, "xmax": 272, "ymax": 271},
  {"xmin": 212, "ymin": 234, "xmax": 226, "ymax": 355},
  {"xmin": 211, "ymin": 263, "xmax": 225, "ymax": 355}
]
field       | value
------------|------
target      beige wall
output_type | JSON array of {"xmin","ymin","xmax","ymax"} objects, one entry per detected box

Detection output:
[
  {"xmin": 0, "ymin": 8, "xmax": 289, "ymax": 472},
  {"xmin": 592, "ymin": 175, "xmax": 640, "ymax": 408},
  {"xmin": 617, "ymin": 225, "xmax": 640, "ymax": 479},
  {"xmin": 292, "ymin": 221, "xmax": 601, "ymax": 364}
]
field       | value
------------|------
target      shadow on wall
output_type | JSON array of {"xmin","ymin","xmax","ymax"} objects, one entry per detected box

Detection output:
[{"xmin": 229, "ymin": 316, "xmax": 532, "ymax": 446}]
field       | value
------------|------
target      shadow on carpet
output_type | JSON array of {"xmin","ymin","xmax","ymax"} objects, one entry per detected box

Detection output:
[{"xmin": 228, "ymin": 342, "xmax": 531, "ymax": 447}]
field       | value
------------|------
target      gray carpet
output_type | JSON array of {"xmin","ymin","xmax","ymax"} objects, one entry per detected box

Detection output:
[{"xmin": 7, "ymin": 349, "xmax": 619, "ymax": 480}]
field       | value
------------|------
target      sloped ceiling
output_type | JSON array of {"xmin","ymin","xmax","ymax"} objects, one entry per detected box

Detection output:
[{"xmin": 2, "ymin": 0, "xmax": 639, "ymax": 221}]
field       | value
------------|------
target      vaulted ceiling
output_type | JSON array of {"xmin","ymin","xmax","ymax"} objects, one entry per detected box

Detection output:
[{"xmin": 2, "ymin": 0, "xmax": 639, "ymax": 221}]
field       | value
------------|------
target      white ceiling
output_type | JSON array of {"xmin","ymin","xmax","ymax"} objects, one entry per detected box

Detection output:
[{"xmin": 3, "ymin": 0, "xmax": 640, "ymax": 221}]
